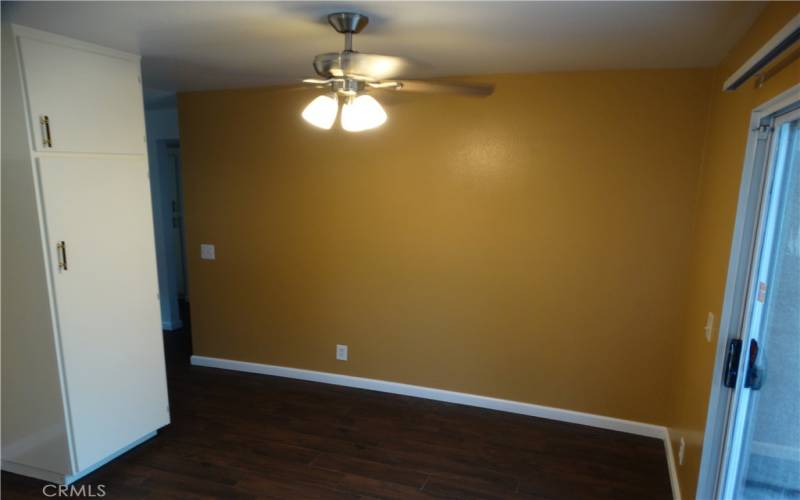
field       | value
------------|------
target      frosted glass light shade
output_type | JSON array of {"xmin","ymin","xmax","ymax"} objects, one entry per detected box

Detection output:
[
  {"xmin": 302, "ymin": 94, "xmax": 338, "ymax": 129},
  {"xmin": 341, "ymin": 95, "xmax": 387, "ymax": 132}
]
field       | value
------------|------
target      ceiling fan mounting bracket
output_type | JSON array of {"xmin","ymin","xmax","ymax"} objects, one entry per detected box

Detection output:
[{"xmin": 328, "ymin": 13, "xmax": 369, "ymax": 34}]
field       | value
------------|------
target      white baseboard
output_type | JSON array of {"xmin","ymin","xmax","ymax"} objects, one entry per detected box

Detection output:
[
  {"xmin": 664, "ymin": 433, "xmax": 682, "ymax": 500},
  {"xmin": 192, "ymin": 356, "xmax": 666, "ymax": 439},
  {"xmin": 193, "ymin": 354, "xmax": 679, "ymax": 498},
  {"xmin": 192, "ymin": 355, "xmax": 666, "ymax": 438}
]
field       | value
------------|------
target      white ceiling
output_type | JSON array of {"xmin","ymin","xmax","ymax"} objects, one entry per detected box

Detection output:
[{"xmin": 4, "ymin": 1, "xmax": 764, "ymax": 92}]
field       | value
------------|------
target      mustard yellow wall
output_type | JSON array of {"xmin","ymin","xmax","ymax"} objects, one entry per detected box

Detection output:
[
  {"xmin": 178, "ymin": 69, "xmax": 711, "ymax": 426},
  {"xmin": 667, "ymin": 3, "xmax": 800, "ymax": 499}
]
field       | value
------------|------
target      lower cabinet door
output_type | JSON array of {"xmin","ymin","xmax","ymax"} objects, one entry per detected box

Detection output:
[{"xmin": 36, "ymin": 156, "xmax": 169, "ymax": 472}]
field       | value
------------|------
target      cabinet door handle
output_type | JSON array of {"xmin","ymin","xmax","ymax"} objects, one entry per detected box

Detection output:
[
  {"xmin": 56, "ymin": 241, "xmax": 68, "ymax": 270},
  {"xmin": 40, "ymin": 115, "xmax": 52, "ymax": 148}
]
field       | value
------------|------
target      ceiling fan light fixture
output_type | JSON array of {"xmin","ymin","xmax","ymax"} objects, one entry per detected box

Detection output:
[
  {"xmin": 302, "ymin": 93, "xmax": 338, "ymax": 129},
  {"xmin": 300, "ymin": 12, "xmax": 493, "ymax": 133},
  {"xmin": 341, "ymin": 94, "xmax": 387, "ymax": 132}
]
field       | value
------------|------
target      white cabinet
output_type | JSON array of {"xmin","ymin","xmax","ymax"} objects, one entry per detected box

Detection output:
[
  {"xmin": 19, "ymin": 36, "xmax": 147, "ymax": 154},
  {"xmin": 37, "ymin": 157, "xmax": 168, "ymax": 471},
  {"xmin": 1, "ymin": 25, "xmax": 169, "ymax": 484}
]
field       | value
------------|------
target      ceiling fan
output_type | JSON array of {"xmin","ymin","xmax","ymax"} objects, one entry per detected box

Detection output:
[{"xmin": 300, "ymin": 12, "xmax": 494, "ymax": 132}]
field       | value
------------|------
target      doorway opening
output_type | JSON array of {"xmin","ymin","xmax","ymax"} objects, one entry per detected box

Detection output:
[
  {"xmin": 698, "ymin": 86, "xmax": 800, "ymax": 500},
  {"xmin": 160, "ymin": 140, "xmax": 189, "ymax": 322},
  {"xmin": 144, "ymin": 91, "xmax": 192, "ymax": 357}
]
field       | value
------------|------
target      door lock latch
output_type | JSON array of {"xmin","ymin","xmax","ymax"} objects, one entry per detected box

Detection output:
[
  {"xmin": 744, "ymin": 339, "xmax": 764, "ymax": 391},
  {"xmin": 723, "ymin": 339, "xmax": 742, "ymax": 388}
]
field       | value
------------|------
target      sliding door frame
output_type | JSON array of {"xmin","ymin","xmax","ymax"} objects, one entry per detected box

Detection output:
[{"xmin": 696, "ymin": 83, "xmax": 800, "ymax": 500}]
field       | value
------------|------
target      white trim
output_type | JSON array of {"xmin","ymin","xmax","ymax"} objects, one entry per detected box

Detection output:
[
  {"xmin": 664, "ymin": 435, "xmax": 683, "ymax": 500},
  {"xmin": 750, "ymin": 84, "xmax": 800, "ymax": 118},
  {"xmin": 32, "ymin": 151, "xmax": 148, "ymax": 160},
  {"xmin": 723, "ymin": 13, "xmax": 800, "ymax": 91},
  {"xmin": 1, "ymin": 431, "xmax": 156, "ymax": 485},
  {"xmin": 191, "ymin": 355, "xmax": 665, "ymax": 438},
  {"xmin": 11, "ymin": 24, "xmax": 140, "ymax": 62}
]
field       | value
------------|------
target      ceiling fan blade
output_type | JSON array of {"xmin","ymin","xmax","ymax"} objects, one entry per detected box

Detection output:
[
  {"xmin": 303, "ymin": 78, "xmax": 332, "ymax": 85},
  {"xmin": 395, "ymin": 80, "xmax": 495, "ymax": 96},
  {"xmin": 366, "ymin": 81, "xmax": 402, "ymax": 89},
  {"xmin": 341, "ymin": 52, "xmax": 410, "ymax": 81}
]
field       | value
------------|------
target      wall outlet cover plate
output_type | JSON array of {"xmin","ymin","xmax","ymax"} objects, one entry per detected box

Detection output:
[{"xmin": 200, "ymin": 243, "xmax": 215, "ymax": 260}]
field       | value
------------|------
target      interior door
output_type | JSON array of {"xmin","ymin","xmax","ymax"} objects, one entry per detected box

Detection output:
[
  {"xmin": 37, "ymin": 156, "xmax": 169, "ymax": 472},
  {"xmin": 720, "ymin": 111, "xmax": 800, "ymax": 499},
  {"xmin": 18, "ymin": 35, "xmax": 146, "ymax": 155}
]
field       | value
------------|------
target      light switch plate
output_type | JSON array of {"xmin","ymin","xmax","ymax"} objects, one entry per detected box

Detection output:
[
  {"xmin": 200, "ymin": 244, "xmax": 215, "ymax": 260},
  {"xmin": 336, "ymin": 344, "xmax": 348, "ymax": 361},
  {"xmin": 704, "ymin": 312, "xmax": 715, "ymax": 342}
]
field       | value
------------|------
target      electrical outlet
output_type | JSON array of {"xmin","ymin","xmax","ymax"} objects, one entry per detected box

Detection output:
[
  {"xmin": 336, "ymin": 344, "xmax": 348, "ymax": 361},
  {"xmin": 678, "ymin": 437, "xmax": 686, "ymax": 466},
  {"xmin": 200, "ymin": 243, "xmax": 215, "ymax": 260},
  {"xmin": 704, "ymin": 312, "xmax": 715, "ymax": 342}
]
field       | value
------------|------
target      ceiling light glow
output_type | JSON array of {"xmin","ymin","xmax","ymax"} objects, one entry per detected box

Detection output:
[
  {"xmin": 341, "ymin": 95, "xmax": 387, "ymax": 132},
  {"xmin": 301, "ymin": 94, "xmax": 338, "ymax": 129}
]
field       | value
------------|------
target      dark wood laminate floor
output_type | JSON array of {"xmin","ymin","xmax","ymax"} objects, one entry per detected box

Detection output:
[{"xmin": 2, "ymin": 330, "xmax": 673, "ymax": 499}]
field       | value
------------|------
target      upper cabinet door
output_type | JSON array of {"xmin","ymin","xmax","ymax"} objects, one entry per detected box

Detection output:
[{"xmin": 18, "ymin": 35, "xmax": 146, "ymax": 155}]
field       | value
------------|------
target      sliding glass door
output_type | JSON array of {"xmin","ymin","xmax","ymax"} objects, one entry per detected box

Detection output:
[{"xmin": 719, "ymin": 109, "xmax": 800, "ymax": 499}]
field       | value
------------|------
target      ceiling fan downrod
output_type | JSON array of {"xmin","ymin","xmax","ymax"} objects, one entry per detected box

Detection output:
[{"xmin": 327, "ymin": 12, "xmax": 368, "ymax": 52}]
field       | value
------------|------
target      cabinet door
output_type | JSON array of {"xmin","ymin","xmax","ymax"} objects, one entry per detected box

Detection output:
[
  {"xmin": 37, "ymin": 157, "xmax": 169, "ymax": 472},
  {"xmin": 19, "ymin": 36, "xmax": 146, "ymax": 154}
]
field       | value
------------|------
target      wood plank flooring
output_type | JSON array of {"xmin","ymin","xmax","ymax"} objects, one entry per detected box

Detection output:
[{"xmin": 2, "ymin": 330, "xmax": 673, "ymax": 499}]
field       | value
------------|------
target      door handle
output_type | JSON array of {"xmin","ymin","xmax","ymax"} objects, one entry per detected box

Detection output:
[
  {"xmin": 722, "ymin": 339, "xmax": 743, "ymax": 388},
  {"xmin": 56, "ymin": 241, "xmax": 68, "ymax": 271},
  {"xmin": 40, "ymin": 115, "xmax": 52, "ymax": 148},
  {"xmin": 744, "ymin": 339, "xmax": 764, "ymax": 390}
]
